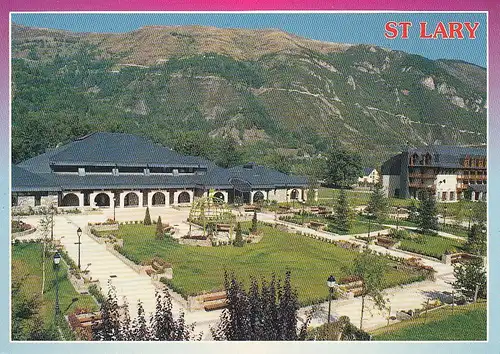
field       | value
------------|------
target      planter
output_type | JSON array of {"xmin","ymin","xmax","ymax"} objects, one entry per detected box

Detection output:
[{"xmin": 91, "ymin": 224, "xmax": 119, "ymax": 232}]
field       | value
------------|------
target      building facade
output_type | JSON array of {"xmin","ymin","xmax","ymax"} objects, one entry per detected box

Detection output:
[
  {"xmin": 381, "ymin": 145, "xmax": 487, "ymax": 202},
  {"xmin": 358, "ymin": 168, "xmax": 379, "ymax": 186},
  {"xmin": 12, "ymin": 133, "xmax": 313, "ymax": 210}
]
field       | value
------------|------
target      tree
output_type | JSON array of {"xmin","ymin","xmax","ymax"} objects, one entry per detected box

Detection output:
[
  {"xmin": 418, "ymin": 191, "xmax": 438, "ymax": 234},
  {"xmin": 407, "ymin": 200, "xmax": 419, "ymax": 223},
  {"xmin": 92, "ymin": 284, "xmax": 194, "ymax": 341},
  {"xmin": 155, "ymin": 216, "xmax": 164, "ymax": 240},
  {"xmin": 453, "ymin": 259, "xmax": 487, "ymax": 302},
  {"xmin": 349, "ymin": 247, "xmax": 387, "ymax": 330},
  {"xmin": 464, "ymin": 223, "xmax": 487, "ymax": 256},
  {"xmin": 144, "ymin": 207, "xmax": 152, "ymax": 225},
  {"xmin": 324, "ymin": 146, "xmax": 362, "ymax": 187},
  {"xmin": 38, "ymin": 206, "xmax": 56, "ymax": 297},
  {"xmin": 233, "ymin": 222, "xmax": 244, "ymax": 247},
  {"xmin": 211, "ymin": 271, "xmax": 310, "ymax": 341},
  {"xmin": 365, "ymin": 182, "xmax": 388, "ymax": 221},
  {"xmin": 251, "ymin": 211, "xmax": 258, "ymax": 234},
  {"xmin": 331, "ymin": 189, "xmax": 352, "ymax": 232}
]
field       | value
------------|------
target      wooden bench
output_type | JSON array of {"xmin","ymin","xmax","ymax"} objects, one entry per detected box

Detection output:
[
  {"xmin": 244, "ymin": 205, "xmax": 260, "ymax": 212},
  {"xmin": 204, "ymin": 301, "xmax": 228, "ymax": 311},
  {"xmin": 203, "ymin": 293, "xmax": 227, "ymax": 302},
  {"xmin": 216, "ymin": 224, "xmax": 231, "ymax": 232},
  {"xmin": 309, "ymin": 221, "xmax": 326, "ymax": 229}
]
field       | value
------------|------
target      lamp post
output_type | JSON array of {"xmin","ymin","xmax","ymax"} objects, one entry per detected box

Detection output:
[
  {"xmin": 113, "ymin": 196, "xmax": 118, "ymax": 222},
  {"xmin": 53, "ymin": 251, "xmax": 61, "ymax": 318},
  {"xmin": 75, "ymin": 227, "xmax": 82, "ymax": 270},
  {"xmin": 468, "ymin": 207, "xmax": 472, "ymax": 230},
  {"xmin": 301, "ymin": 201, "xmax": 306, "ymax": 225},
  {"xmin": 327, "ymin": 275, "xmax": 336, "ymax": 324},
  {"xmin": 443, "ymin": 206, "xmax": 447, "ymax": 228},
  {"xmin": 396, "ymin": 207, "xmax": 400, "ymax": 231}
]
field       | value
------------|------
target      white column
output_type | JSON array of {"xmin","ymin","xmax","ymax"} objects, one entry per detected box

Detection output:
[{"xmin": 120, "ymin": 191, "xmax": 126, "ymax": 208}]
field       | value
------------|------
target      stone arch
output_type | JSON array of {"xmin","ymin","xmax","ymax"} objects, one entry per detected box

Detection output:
[
  {"xmin": 214, "ymin": 192, "xmax": 225, "ymax": 203},
  {"xmin": 62, "ymin": 193, "xmax": 80, "ymax": 207},
  {"xmin": 94, "ymin": 193, "xmax": 110, "ymax": 207},
  {"xmin": 178, "ymin": 191, "xmax": 191, "ymax": 204},
  {"xmin": 124, "ymin": 192, "xmax": 139, "ymax": 207},
  {"xmin": 151, "ymin": 192, "xmax": 166, "ymax": 206},
  {"xmin": 290, "ymin": 189, "xmax": 299, "ymax": 200},
  {"xmin": 253, "ymin": 191, "xmax": 265, "ymax": 204}
]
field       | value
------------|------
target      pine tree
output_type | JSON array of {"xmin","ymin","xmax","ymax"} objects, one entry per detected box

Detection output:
[
  {"xmin": 407, "ymin": 200, "xmax": 419, "ymax": 223},
  {"xmin": 155, "ymin": 216, "xmax": 164, "ymax": 240},
  {"xmin": 464, "ymin": 223, "xmax": 487, "ymax": 256},
  {"xmin": 144, "ymin": 207, "xmax": 152, "ymax": 225},
  {"xmin": 234, "ymin": 222, "xmax": 244, "ymax": 247},
  {"xmin": 365, "ymin": 182, "xmax": 388, "ymax": 221},
  {"xmin": 332, "ymin": 189, "xmax": 351, "ymax": 232},
  {"xmin": 251, "ymin": 211, "xmax": 258, "ymax": 234},
  {"xmin": 418, "ymin": 191, "xmax": 438, "ymax": 234},
  {"xmin": 453, "ymin": 259, "xmax": 487, "ymax": 302}
]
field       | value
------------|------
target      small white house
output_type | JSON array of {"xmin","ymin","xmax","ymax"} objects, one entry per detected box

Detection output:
[{"xmin": 358, "ymin": 168, "xmax": 379, "ymax": 185}]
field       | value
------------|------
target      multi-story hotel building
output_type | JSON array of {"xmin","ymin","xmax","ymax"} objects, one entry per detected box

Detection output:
[{"xmin": 381, "ymin": 145, "xmax": 486, "ymax": 202}]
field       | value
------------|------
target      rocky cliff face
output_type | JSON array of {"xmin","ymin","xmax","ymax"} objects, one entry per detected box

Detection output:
[{"xmin": 11, "ymin": 23, "xmax": 486, "ymax": 165}]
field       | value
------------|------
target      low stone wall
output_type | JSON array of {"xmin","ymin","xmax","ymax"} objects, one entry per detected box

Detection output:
[
  {"xmin": 90, "ymin": 224, "xmax": 119, "ymax": 232},
  {"xmin": 179, "ymin": 238, "xmax": 211, "ymax": 247},
  {"xmin": 12, "ymin": 227, "xmax": 37, "ymax": 238}
]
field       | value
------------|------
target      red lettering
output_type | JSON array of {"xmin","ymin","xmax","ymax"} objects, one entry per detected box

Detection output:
[
  {"xmin": 448, "ymin": 22, "xmax": 464, "ymax": 39},
  {"xmin": 419, "ymin": 22, "xmax": 433, "ymax": 39},
  {"xmin": 400, "ymin": 22, "xmax": 412, "ymax": 39},
  {"xmin": 384, "ymin": 21, "xmax": 398, "ymax": 39},
  {"xmin": 464, "ymin": 22, "xmax": 480, "ymax": 39},
  {"xmin": 433, "ymin": 22, "xmax": 449, "ymax": 39}
]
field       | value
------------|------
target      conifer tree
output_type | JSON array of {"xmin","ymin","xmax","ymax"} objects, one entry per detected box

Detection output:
[
  {"xmin": 418, "ymin": 191, "xmax": 438, "ymax": 234},
  {"xmin": 144, "ymin": 207, "xmax": 152, "ymax": 225},
  {"xmin": 234, "ymin": 222, "xmax": 244, "ymax": 247},
  {"xmin": 155, "ymin": 216, "xmax": 164, "ymax": 240},
  {"xmin": 365, "ymin": 182, "xmax": 388, "ymax": 221},
  {"xmin": 332, "ymin": 189, "xmax": 352, "ymax": 232},
  {"xmin": 464, "ymin": 223, "xmax": 487, "ymax": 256},
  {"xmin": 251, "ymin": 211, "xmax": 258, "ymax": 234}
]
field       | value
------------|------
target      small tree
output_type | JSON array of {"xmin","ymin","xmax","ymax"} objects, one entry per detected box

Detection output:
[
  {"xmin": 155, "ymin": 216, "xmax": 164, "ymax": 240},
  {"xmin": 365, "ymin": 182, "xmax": 388, "ymax": 222},
  {"xmin": 251, "ymin": 211, "xmax": 258, "ymax": 234},
  {"xmin": 211, "ymin": 271, "xmax": 310, "ymax": 341},
  {"xmin": 464, "ymin": 223, "xmax": 487, "ymax": 256},
  {"xmin": 407, "ymin": 200, "xmax": 419, "ymax": 223},
  {"xmin": 418, "ymin": 191, "xmax": 438, "ymax": 234},
  {"xmin": 332, "ymin": 189, "xmax": 352, "ymax": 232},
  {"xmin": 144, "ymin": 207, "xmax": 152, "ymax": 225},
  {"xmin": 350, "ymin": 247, "xmax": 386, "ymax": 330},
  {"xmin": 233, "ymin": 222, "xmax": 244, "ymax": 247},
  {"xmin": 453, "ymin": 259, "xmax": 487, "ymax": 302}
]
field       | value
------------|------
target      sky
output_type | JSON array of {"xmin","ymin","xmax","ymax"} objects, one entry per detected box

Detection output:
[{"xmin": 11, "ymin": 12, "xmax": 487, "ymax": 67}]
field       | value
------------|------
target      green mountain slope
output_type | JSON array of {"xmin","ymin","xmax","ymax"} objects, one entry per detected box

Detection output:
[{"xmin": 11, "ymin": 24, "xmax": 486, "ymax": 169}]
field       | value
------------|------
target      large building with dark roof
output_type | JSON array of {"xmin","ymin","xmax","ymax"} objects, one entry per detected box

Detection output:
[
  {"xmin": 12, "ymin": 132, "xmax": 312, "ymax": 209},
  {"xmin": 381, "ymin": 145, "xmax": 487, "ymax": 202}
]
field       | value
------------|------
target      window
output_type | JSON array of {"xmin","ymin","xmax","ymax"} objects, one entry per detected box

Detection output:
[
  {"xmin": 450, "ymin": 191, "xmax": 455, "ymax": 200},
  {"xmin": 441, "ymin": 192, "xmax": 447, "ymax": 201}
]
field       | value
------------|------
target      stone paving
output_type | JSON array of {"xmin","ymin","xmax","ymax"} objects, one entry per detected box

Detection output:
[{"xmin": 15, "ymin": 206, "xmax": 459, "ymax": 339}]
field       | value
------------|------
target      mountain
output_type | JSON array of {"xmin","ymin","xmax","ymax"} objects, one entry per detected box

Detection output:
[{"xmin": 11, "ymin": 23, "xmax": 486, "ymax": 170}]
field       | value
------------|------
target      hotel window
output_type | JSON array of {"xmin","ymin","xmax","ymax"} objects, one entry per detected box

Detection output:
[
  {"xmin": 441, "ymin": 192, "xmax": 447, "ymax": 201},
  {"xmin": 450, "ymin": 191, "xmax": 455, "ymax": 200}
]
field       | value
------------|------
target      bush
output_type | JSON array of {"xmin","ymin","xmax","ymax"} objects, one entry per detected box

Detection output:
[
  {"xmin": 88, "ymin": 284, "xmax": 105, "ymax": 304},
  {"xmin": 144, "ymin": 207, "xmax": 152, "ymax": 225},
  {"xmin": 388, "ymin": 228, "xmax": 409, "ymax": 240}
]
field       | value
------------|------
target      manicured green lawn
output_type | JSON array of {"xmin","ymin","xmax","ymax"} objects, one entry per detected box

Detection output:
[
  {"xmin": 399, "ymin": 232, "xmax": 464, "ymax": 259},
  {"xmin": 371, "ymin": 302, "xmax": 486, "ymax": 341},
  {"xmin": 12, "ymin": 242, "xmax": 98, "ymax": 324},
  {"xmin": 115, "ymin": 224, "xmax": 424, "ymax": 304}
]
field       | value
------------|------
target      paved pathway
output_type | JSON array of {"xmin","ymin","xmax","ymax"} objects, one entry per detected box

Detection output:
[{"xmin": 16, "ymin": 207, "xmax": 459, "ymax": 339}]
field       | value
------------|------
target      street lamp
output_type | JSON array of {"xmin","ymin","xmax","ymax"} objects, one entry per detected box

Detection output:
[
  {"xmin": 113, "ymin": 196, "xmax": 118, "ymax": 221},
  {"xmin": 443, "ymin": 206, "xmax": 448, "ymax": 228},
  {"xmin": 75, "ymin": 227, "xmax": 82, "ymax": 270},
  {"xmin": 53, "ymin": 251, "xmax": 61, "ymax": 318},
  {"xmin": 327, "ymin": 275, "xmax": 336, "ymax": 324},
  {"xmin": 396, "ymin": 207, "xmax": 401, "ymax": 231},
  {"xmin": 301, "ymin": 201, "xmax": 306, "ymax": 225}
]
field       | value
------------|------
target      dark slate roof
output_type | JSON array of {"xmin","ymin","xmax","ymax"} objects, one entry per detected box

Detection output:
[
  {"xmin": 381, "ymin": 155, "xmax": 401, "ymax": 175},
  {"xmin": 14, "ymin": 134, "xmax": 308, "ymax": 191},
  {"xmin": 469, "ymin": 184, "xmax": 487, "ymax": 193},
  {"xmin": 12, "ymin": 165, "xmax": 61, "ymax": 192},
  {"xmin": 363, "ymin": 167, "xmax": 375, "ymax": 176},
  {"xmin": 227, "ymin": 163, "xmax": 308, "ymax": 188},
  {"xmin": 408, "ymin": 145, "xmax": 486, "ymax": 168},
  {"xmin": 20, "ymin": 132, "xmax": 207, "ymax": 169}
]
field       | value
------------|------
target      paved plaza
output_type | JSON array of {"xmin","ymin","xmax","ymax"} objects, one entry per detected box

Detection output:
[{"xmin": 16, "ymin": 206, "xmax": 456, "ymax": 339}]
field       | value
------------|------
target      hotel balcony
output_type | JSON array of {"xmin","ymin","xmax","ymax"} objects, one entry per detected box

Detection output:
[
  {"xmin": 408, "ymin": 182, "xmax": 436, "ymax": 190},
  {"xmin": 408, "ymin": 172, "xmax": 436, "ymax": 179},
  {"xmin": 457, "ymin": 175, "xmax": 487, "ymax": 181}
]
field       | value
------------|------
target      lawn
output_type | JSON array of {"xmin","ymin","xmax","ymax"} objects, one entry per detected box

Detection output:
[
  {"xmin": 371, "ymin": 301, "xmax": 486, "ymax": 341},
  {"xmin": 11, "ymin": 242, "xmax": 98, "ymax": 330},
  {"xmin": 399, "ymin": 232, "xmax": 464, "ymax": 259},
  {"xmin": 280, "ymin": 214, "xmax": 387, "ymax": 235},
  {"xmin": 113, "ymin": 224, "xmax": 425, "ymax": 304}
]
